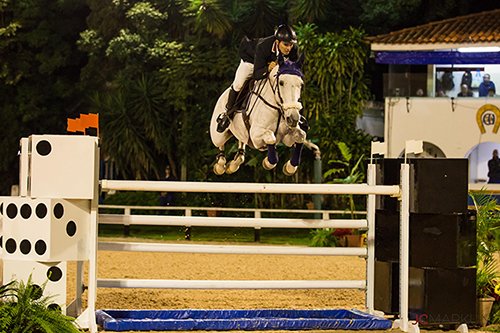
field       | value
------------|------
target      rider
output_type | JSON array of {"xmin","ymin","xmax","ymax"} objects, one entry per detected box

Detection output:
[{"xmin": 216, "ymin": 24, "xmax": 300, "ymax": 133}]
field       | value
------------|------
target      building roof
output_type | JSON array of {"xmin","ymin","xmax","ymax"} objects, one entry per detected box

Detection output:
[{"xmin": 369, "ymin": 9, "xmax": 500, "ymax": 51}]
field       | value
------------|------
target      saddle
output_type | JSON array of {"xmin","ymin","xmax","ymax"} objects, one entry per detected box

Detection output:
[{"xmin": 229, "ymin": 78, "xmax": 255, "ymax": 131}]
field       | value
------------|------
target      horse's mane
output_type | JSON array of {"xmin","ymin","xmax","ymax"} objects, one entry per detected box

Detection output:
[{"xmin": 276, "ymin": 59, "xmax": 303, "ymax": 78}]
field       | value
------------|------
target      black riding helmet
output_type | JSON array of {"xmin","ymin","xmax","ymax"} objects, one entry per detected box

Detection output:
[{"xmin": 274, "ymin": 24, "xmax": 297, "ymax": 43}]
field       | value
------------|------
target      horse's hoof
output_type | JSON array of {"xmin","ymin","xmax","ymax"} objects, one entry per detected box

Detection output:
[
  {"xmin": 262, "ymin": 157, "xmax": 277, "ymax": 170},
  {"xmin": 226, "ymin": 161, "xmax": 240, "ymax": 174},
  {"xmin": 283, "ymin": 160, "xmax": 297, "ymax": 176},
  {"xmin": 213, "ymin": 163, "xmax": 226, "ymax": 175}
]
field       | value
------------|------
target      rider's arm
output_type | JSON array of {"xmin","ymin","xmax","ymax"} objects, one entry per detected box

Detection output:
[{"xmin": 253, "ymin": 38, "xmax": 273, "ymax": 80}]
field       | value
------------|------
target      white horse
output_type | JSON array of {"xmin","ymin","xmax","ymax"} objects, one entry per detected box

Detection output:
[{"xmin": 210, "ymin": 53, "xmax": 307, "ymax": 176}]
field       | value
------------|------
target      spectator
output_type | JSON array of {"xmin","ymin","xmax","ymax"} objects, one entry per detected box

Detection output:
[
  {"xmin": 488, "ymin": 150, "xmax": 500, "ymax": 183},
  {"xmin": 479, "ymin": 74, "xmax": 496, "ymax": 97},
  {"xmin": 457, "ymin": 84, "xmax": 473, "ymax": 97},
  {"xmin": 159, "ymin": 165, "xmax": 177, "ymax": 215},
  {"xmin": 488, "ymin": 87, "xmax": 496, "ymax": 97},
  {"xmin": 435, "ymin": 76, "xmax": 447, "ymax": 97},
  {"xmin": 416, "ymin": 88, "xmax": 425, "ymax": 97}
]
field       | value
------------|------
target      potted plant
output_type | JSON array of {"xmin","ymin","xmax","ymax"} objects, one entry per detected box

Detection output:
[
  {"xmin": 0, "ymin": 275, "xmax": 82, "ymax": 332},
  {"xmin": 309, "ymin": 229, "xmax": 339, "ymax": 247},
  {"xmin": 470, "ymin": 189, "xmax": 500, "ymax": 326}
]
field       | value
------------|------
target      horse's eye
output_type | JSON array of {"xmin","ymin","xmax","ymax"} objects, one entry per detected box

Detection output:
[{"xmin": 279, "ymin": 81, "xmax": 284, "ymax": 86}]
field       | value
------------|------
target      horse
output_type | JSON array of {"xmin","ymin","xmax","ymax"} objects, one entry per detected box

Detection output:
[{"xmin": 209, "ymin": 53, "xmax": 307, "ymax": 176}]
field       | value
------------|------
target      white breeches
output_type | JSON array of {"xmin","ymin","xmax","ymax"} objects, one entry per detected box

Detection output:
[{"xmin": 232, "ymin": 60, "xmax": 254, "ymax": 92}]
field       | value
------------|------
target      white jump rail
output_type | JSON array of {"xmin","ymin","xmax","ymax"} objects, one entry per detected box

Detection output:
[
  {"xmin": 99, "ymin": 214, "xmax": 368, "ymax": 229},
  {"xmin": 81, "ymin": 169, "xmax": 407, "ymax": 333},
  {"xmin": 101, "ymin": 179, "xmax": 400, "ymax": 196}
]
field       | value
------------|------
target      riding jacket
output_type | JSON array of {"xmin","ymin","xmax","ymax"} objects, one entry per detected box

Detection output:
[{"xmin": 239, "ymin": 35, "xmax": 299, "ymax": 80}]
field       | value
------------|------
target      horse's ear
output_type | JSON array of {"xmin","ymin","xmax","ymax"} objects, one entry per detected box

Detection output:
[
  {"xmin": 277, "ymin": 52, "xmax": 285, "ymax": 67},
  {"xmin": 296, "ymin": 51, "xmax": 306, "ymax": 69}
]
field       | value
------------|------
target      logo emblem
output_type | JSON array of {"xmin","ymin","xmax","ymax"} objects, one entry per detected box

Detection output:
[{"xmin": 476, "ymin": 104, "xmax": 500, "ymax": 134}]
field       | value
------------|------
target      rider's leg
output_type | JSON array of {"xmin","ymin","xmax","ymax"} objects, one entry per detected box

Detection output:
[
  {"xmin": 217, "ymin": 60, "xmax": 253, "ymax": 133},
  {"xmin": 216, "ymin": 87, "xmax": 238, "ymax": 132}
]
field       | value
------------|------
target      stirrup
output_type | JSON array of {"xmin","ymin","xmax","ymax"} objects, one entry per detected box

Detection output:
[{"xmin": 216, "ymin": 113, "xmax": 230, "ymax": 133}]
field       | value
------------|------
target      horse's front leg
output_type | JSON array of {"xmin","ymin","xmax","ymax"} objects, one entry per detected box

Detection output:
[
  {"xmin": 261, "ymin": 131, "xmax": 278, "ymax": 170},
  {"xmin": 282, "ymin": 127, "xmax": 306, "ymax": 176},
  {"xmin": 213, "ymin": 147, "xmax": 227, "ymax": 175},
  {"xmin": 226, "ymin": 141, "xmax": 246, "ymax": 174},
  {"xmin": 283, "ymin": 142, "xmax": 304, "ymax": 176}
]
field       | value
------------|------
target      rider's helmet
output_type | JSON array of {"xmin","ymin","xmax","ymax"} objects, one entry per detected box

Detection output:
[{"xmin": 274, "ymin": 25, "xmax": 297, "ymax": 43}]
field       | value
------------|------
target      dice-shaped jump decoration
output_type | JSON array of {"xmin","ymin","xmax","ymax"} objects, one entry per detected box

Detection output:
[
  {"xmin": 2, "ymin": 197, "xmax": 89, "ymax": 261},
  {"xmin": 3, "ymin": 260, "xmax": 67, "ymax": 314},
  {"xmin": 0, "ymin": 197, "xmax": 4, "ymax": 256},
  {"xmin": 28, "ymin": 135, "xmax": 98, "ymax": 199}
]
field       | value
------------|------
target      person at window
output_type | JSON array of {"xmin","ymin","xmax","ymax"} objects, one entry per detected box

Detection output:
[
  {"xmin": 479, "ymin": 74, "xmax": 496, "ymax": 97},
  {"xmin": 488, "ymin": 150, "xmax": 500, "ymax": 184},
  {"xmin": 457, "ymin": 84, "xmax": 473, "ymax": 97}
]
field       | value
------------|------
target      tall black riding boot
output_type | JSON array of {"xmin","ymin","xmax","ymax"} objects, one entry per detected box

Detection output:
[{"xmin": 217, "ymin": 88, "xmax": 238, "ymax": 133}]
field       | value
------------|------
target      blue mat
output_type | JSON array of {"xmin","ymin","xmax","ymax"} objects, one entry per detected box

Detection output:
[{"xmin": 95, "ymin": 309, "xmax": 392, "ymax": 331}]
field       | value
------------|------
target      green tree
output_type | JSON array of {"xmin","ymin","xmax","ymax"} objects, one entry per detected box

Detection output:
[
  {"xmin": 236, "ymin": 0, "xmax": 286, "ymax": 38},
  {"xmin": 296, "ymin": 23, "xmax": 372, "ymax": 165},
  {"xmin": 0, "ymin": 0, "xmax": 89, "ymax": 195}
]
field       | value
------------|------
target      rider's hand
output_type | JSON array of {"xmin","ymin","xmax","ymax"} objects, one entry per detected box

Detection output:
[{"xmin": 268, "ymin": 61, "xmax": 277, "ymax": 72}]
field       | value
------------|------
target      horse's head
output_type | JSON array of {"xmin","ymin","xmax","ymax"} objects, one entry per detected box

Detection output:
[{"xmin": 272, "ymin": 52, "xmax": 306, "ymax": 128}]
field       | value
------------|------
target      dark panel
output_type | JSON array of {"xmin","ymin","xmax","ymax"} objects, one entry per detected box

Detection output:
[
  {"xmin": 374, "ymin": 261, "xmax": 399, "ymax": 315},
  {"xmin": 375, "ymin": 210, "xmax": 476, "ymax": 268},
  {"xmin": 410, "ymin": 213, "xmax": 476, "ymax": 268},
  {"xmin": 374, "ymin": 158, "xmax": 468, "ymax": 214},
  {"xmin": 375, "ymin": 264, "xmax": 477, "ymax": 324},
  {"xmin": 375, "ymin": 209, "xmax": 400, "ymax": 262},
  {"xmin": 409, "ymin": 267, "xmax": 476, "ymax": 324},
  {"xmin": 410, "ymin": 159, "xmax": 468, "ymax": 214}
]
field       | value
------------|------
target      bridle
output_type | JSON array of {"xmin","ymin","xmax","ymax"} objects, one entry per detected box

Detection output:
[{"xmin": 248, "ymin": 70, "xmax": 303, "ymax": 125}]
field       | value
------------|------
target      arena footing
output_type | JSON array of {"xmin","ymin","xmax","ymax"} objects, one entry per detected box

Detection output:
[{"xmin": 95, "ymin": 308, "xmax": 392, "ymax": 331}]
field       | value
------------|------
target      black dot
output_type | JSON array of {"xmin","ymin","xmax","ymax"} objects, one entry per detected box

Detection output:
[
  {"xmin": 36, "ymin": 140, "xmax": 52, "ymax": 156},
  {"xmin": 53, "ymin": 203, "xmax": 64, "ymax": 219},
  {"xmin": 21, "ymin": 204, "xmax": 32, "ymax": 219},
  {"xmin": 5, "ymin": 238, "xmax": 16, "ymax": 254},
  {"xmin": 6, "ymin": 203, "xmax": 17, "ymax": 219},
  {"xmin": 36, "ymin": 203, "xmax": 47, "ymax": 219},
  {"xmin": 20, "ymin": 240, "xmax": 31, "ymax": 255},
  {"xmin": 0, "ymin": 202, "xmax": 3, "ymax": 215},
  {"xmin": 66, "ymin": 221, "xmax": 77, "ymax": 237},
  {"xmin": 35, "ymin": 240, "xmax": 47, "ymax": 256},
  {"xmin": 0, "ymin": 236, "xmax": 2, "ymax": 248},
  {"xmin": 47, "ymin": 267, "xmax": 63, "ymax": 282},
  {"xmin": 30, "ymin": 284, "xmax": 43, "ymax": 300},
  {"xmin": 48, "ymin": 304, "xmax": 61, "ymax": 312}
]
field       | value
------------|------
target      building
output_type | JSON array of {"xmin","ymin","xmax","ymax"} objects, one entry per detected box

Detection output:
[{"xmin": 368, "ymin": 9, "xmax": 500, "ymax": 183}]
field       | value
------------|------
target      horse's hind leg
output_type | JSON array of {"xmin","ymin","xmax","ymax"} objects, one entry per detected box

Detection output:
[
  {"xmin": 226, "ymin": 141, "xmax": 246, "ymax": 174},
  {"xmin": 283, "ymin": 142, "xmax": 304, "ymax": 176},
  {"xmin": 213, "ymin": 147, "xmax": 227, "ymax": 175}
]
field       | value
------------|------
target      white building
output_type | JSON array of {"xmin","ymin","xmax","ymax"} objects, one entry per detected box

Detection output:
[{"xmin": 368, "ymin": 9, "xmax": 500, "ymax": 184}]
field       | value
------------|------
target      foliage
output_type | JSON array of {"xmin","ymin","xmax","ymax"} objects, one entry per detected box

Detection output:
[
  {"xmin": 359, "ymin": 0, "xmax": 498, "ymax": 35},
  {"xmin": 324, "ymin": 142, "xmax": 365, "ymax": 221},
  {"xmin": 295, "ymin": 23, "xmax": 373, "ymax": 166},
  {"xmin": 0, "ymin": 0, "xmax": 89, "ymax": 195},
  {"xmin": 469, "ymin": 189, "xmax": 500, "ymax": 298},
  {"xmin": 0, "ymin": 276, "xmax": 82, "ymax": 333},
  {"xmin": 309, "ymin": 228, "xmax": 338, "ymax": 247}
]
